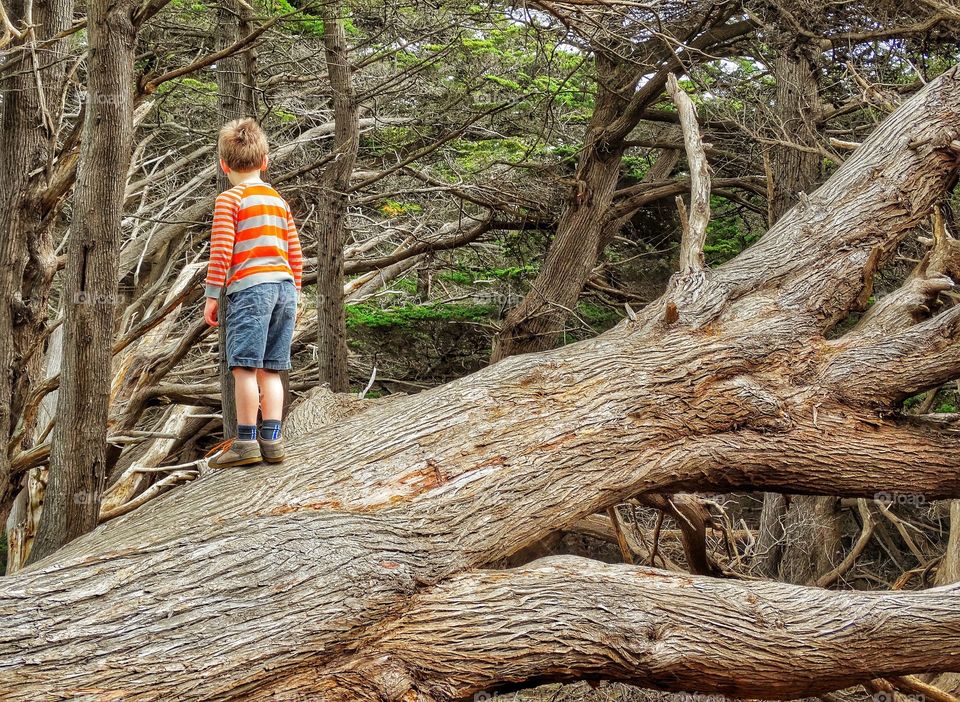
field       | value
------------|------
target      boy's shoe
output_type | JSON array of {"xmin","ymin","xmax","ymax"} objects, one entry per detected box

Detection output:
[
  {"xmin": 205, "ymin": 438, "xmax": 262, "ymax": 468},
  {"xmin": 258, "ymin": 436, "xmax": 285, "ymax": 464}
]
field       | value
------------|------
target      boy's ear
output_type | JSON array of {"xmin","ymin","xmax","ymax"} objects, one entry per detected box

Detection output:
[
  {"xmin": 219, "ymin": 158, "xmax": 230, "ymax": 174},
  {"xmin": 261, "ymin": 155, "xmax": 269, "ymax": 171}
]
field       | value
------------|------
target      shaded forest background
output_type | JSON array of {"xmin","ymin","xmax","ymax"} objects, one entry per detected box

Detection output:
[{"xmin": 2, "ymin": 0, "xmax": 960, "ymax": 698}]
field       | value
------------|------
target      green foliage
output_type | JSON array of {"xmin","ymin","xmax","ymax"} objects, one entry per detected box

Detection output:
[
  {"xmin": 266, "ymin": 0, "xmax": 359, "ymax": 36},
  {"xmin": 170, "ymin": 0, "xmax": 207, "ymax": 12},
  {"xmin": 703, "ymin": 196, "xmax": 761, "ymax": 266},
  {"xmin": 449, "ymin": 137, "xmax": 531, "ymax": 171},
  {"xmin": 346, "ymin": 302, "xmax": 496, "ymax": 329},
  {"xmin": 391, "ymin": 277, "xmax": 419, "ymax": 294},
  {"xmin": 577, "ymin": 301, "xmax": 620, "ymax": 328},
  {"xmin": 380, "ymin": 199, "xmax": 423, "ymax": 217},
  {"xmin": 155, "ymin": 76, "xmax": 219, "ymax": 105},
  {"xmin": 621, "ymin": 155, "xmax": 651, "ymax": 180}
]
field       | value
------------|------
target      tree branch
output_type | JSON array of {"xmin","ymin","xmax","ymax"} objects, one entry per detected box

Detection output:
[{"xmin": 666, "ymin": 73, "xmax": 711, "ymax": 274}]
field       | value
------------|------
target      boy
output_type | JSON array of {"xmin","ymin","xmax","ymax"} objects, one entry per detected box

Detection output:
[{"xmin": 202, "ymin": 117, "xmax": 303, "ymax": 468}]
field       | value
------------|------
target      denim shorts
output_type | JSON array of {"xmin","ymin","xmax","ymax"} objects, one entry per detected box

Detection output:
[{"xmin": 225, "ymin": 280, "xmax": 297, "ymax": 371}]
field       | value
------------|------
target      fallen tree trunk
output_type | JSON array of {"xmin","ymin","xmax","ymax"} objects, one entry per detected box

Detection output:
[
  {"xmin": 2, "ymin": 65, "xmax": 960, "ymax": 701},
  {"xmin": 342, "ymin": 557, "xmax": 960, "ymax": 701}
]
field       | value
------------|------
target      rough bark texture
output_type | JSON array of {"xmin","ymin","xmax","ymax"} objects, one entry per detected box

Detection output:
[
  {"xmin": 315, "ymin": 4, "xmax": 359, "ymax": 391},
  {"xmin": 26, "ymin": 0, "xmax": 139, "ymax": 563},
  {"xmin": 348, "ymin": 557, "xmax": 960, "ymax": 701},
  {"xmin": 2, "ymin": 61, "xmax": 960, "ymax": 702},
  {"xmin": 0, "ymin": 0, "xmax": 76, "ymax": 523},
  {"xmin": 767, "ymin": 40, "xmax": 823, "ymax": 225}
]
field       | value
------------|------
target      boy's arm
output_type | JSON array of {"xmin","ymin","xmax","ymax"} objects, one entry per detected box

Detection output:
[
  {"xmin": 204, "ymin": 191, "xmax": 239, "ymax": 299},
  {"xmin": 285, "ymin": 204, "xmax": 303, "ymax": 292}
]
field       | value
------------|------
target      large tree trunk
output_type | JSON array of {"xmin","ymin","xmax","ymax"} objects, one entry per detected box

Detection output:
[
  {"xmin": 315, "ymin": 2, "xmax": 359, "ymax": 391},
  {"xmin": 490, "ymin": 49, "xmax": 630, "ymax": 361},
  {"xmin": 0, "ymin": 0, "xmax": 76, "ymax": 524},
  {"xmin": 26, "ymin": 0, "xmax": 139, "ymax": 563},
  {"xmin": 2, "ymin": 63, "xmax": 960, "ymax": 701}
]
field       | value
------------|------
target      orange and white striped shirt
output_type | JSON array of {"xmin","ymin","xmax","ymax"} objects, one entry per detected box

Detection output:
[{"xmin": 203, "ymin": 181, "xmax": 303, "ymax": 299}]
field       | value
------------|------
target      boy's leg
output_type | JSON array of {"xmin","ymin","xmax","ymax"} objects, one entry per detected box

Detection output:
[
  {"xmin": 233, "ymin": 367, "xmax": 260, "ymax": 427},
  {"xmin": 256, "ymin": 368, "xmax": 284, "ymax": 421},
  {"xmin": 208, "ymin": 366, "xmax": 262, "ymax": 468},
  {"xmin": 258, "ymin": 283, "xmax": 296, "ymax": 462}
]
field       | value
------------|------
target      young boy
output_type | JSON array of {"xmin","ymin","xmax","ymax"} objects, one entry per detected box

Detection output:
[{"xmin": 203, "ymin": 117, "xmax": 303, "ymax": 468}]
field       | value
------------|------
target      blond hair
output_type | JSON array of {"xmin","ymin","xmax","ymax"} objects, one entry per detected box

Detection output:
[{"xmin": 218, "ymin": 117, "xmax": 268, "ymax": 171}]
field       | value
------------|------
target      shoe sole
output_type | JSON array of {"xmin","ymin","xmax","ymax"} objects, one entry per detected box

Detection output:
[
  {"xmin": 263, "ymin": 455, "xmax": 285, "ymax": 464},
  {"xmin": 211, "ymin": 455, "xmax": 262, "ymax": 468}
]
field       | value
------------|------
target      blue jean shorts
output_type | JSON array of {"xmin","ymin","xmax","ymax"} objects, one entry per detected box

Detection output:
[{"xmin": 225, "ymin": 280, "xmax": 297, "ymax": 371}]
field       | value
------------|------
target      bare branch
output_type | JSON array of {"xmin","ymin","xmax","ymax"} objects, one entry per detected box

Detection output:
[{"xmin": 667, "ymin": 73, "xmax": 711, "ymax": 274}]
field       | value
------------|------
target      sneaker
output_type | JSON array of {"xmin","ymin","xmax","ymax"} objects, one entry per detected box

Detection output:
[
  {"xmin": 258, "ymin": 435, "xmax": 285, "ymax": 463},
  {"xmin": 205, "ymin": 438, "xmax": 262, "ymax": 468}
]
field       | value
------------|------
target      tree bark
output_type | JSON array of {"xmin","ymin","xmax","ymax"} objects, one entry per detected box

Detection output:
[
  {"xmin": 2, "ymin": 61, "xmax": 960, "ymax": 702},
  {"xmin": 766, "ymin": 40, "xmax": 823, "ymax": 225},
  {"xmin": 0, "ymin": 0, "xmax": 76, "ymax": 524},
  {"xmin": 316, "ymin": 3, "xmax": 359, "ymax": 391},
  {"xmin": 346, "ymin": 557, "xmax": 960, "ymax": 701},
  {"xmin": 26, "ymin": 0, "xmax": 139, "ymax": 563}
]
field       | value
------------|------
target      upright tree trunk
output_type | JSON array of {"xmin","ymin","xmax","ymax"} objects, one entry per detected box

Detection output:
[
  {"xmin": 214, "ymin": 0, "xmax": 257, "ymax": 439},
  {"xmin": 929, "ymin": 501, "xmax": 960, "ymax": 694},
  {"xmin": 491, "ymin": 56, "xmax": 629, "ymax": 362},
  {"xmin": 766, "ymin": 44, "xmax": 823, "ymax": 226},
  {"xmin": 0, "ymin": 0, "xmax": 76, "ymax": 524},
  {"xmin": 315, "ymin": 3, "xmax": 358, "ymax": 391},
  {"xmin": 27, "ymin": 0, "xmax": 139, "ymax": 563}
]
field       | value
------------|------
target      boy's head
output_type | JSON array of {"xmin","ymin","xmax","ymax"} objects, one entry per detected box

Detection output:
[{"xmin": 218, "ymin": 118, "xmax": 268, "ymax": 175}]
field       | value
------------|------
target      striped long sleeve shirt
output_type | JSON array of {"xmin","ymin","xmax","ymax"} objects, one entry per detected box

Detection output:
[{"xmin": 203, "ymin": 181, "xmax": 303, "ymax": 299}]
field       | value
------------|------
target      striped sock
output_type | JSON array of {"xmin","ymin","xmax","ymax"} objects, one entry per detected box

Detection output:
[
  {"xmin": 260, "ymin": 419, "xmax": 282, "ymax": 441},
  {"xmin": 237, "ymin": 424, "xmax": 257, "ymax": 441}
]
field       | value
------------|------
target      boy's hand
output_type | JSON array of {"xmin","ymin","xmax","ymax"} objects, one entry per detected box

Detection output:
[{"xmin": 204, "ymin": 297, "xmax": 219, "ymax": 327}]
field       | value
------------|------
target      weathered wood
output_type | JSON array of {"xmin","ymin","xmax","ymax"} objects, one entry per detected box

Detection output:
[
  {"xmin": 315, "ymin": 3, "xmax": 359, "ymax": 391},
  {"xmin": 26, "ymin": 0, "xmax": 141, "ymax": 563},
  {"xmin": 1, "ymin": 63, "xmax": 960, "ymax": 702},
  {"xmin": 0, "ymin": 0, "xmax": 76, "ymax": 526},
  {"xmin": 666, "ymin": 73, "xmax": 710, "ymax": 274},
  {"xmin": 342, "ymin": 557, "xmax": 960, "ymax": 701}
]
